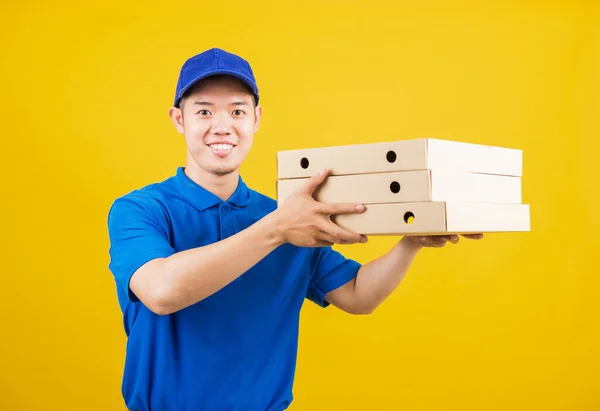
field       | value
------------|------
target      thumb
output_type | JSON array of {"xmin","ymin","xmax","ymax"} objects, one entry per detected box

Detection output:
[{"xmin": 299, "ymin": 168, "xmax": 328, "ymax": 195}]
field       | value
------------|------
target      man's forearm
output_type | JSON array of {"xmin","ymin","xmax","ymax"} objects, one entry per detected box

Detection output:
[
  {"xmin": 131, "ymin": 212, "xmax": 285, "ymax": 314},
  {"xmin": 352, "ymin": 237, "xmax": 423, "ymax": 313}
]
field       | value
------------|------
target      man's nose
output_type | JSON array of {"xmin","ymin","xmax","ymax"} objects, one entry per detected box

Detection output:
[{"xmin": 210, "ymin": 112, "xmax": 233, "ymax": 135}]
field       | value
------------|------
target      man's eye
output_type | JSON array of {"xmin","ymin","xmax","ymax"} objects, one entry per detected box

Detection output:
[
  {"xmin": 197, "ymin": 110, "xmax": 210, "ymax": 115},
  {"xmin": 232, "ymin": 110, "xmax": 244, "ymax": 116}
]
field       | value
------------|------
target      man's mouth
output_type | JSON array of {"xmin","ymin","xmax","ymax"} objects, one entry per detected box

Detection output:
[{"xmin": 208, "ymin": 143, "xmax": 236, "ymax": 157}]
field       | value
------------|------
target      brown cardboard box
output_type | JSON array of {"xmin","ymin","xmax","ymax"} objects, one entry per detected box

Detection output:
[
  {"xmin": 331, "ymin": 202, "xmax": 531, "ymax": 235},
  {"xmin": 277, "ymin": 138, "xmax": 523, "ymax": 179},
  {"xmin": 277, "ymin": 170, "xmax": 522, "ymax": 206},
  {"xmin": 275, "ymin": 138, "xmax": 530, "ymax": 235}
]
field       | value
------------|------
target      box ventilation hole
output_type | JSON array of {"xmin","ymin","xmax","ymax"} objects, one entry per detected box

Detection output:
[
  {"xmin": 300, "ymin": 157, "xmax": 309, "ymax": 169},
  {"xmin": 404, "ymin": 212, "xmax": 415, "ymax": 224},
  {"xmin": 390, "ymin": 181, "xmax": 400, "ymax": 193},
  {"xmin": 386, "ymin": 150, "xmax": 397, "ymax": 163}
]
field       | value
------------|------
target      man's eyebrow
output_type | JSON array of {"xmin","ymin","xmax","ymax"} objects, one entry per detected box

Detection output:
[{"xmin": 230, "ymin": 101, "xmax": 249, "ymax": 106}]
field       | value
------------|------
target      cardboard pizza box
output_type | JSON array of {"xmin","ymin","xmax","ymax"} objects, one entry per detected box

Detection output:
[
  {"xmin": 276, "ymin": 170, "xmax": 522, "ymax": 206},
  {"xmin": 330, "ymin": 202, "xmax": 531, "ymax": 235},
  {"xmin": 276, "ymin": 138, "xmax": 522, "ymax": 179}
]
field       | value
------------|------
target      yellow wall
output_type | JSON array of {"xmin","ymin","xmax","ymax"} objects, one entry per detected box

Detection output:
[{"xmin": 1, "ymin": 1, "xmax": 598, "ymax": 410}]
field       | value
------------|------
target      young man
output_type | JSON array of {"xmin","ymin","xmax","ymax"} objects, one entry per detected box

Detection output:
[{"xmin": 107, "ymin": 47, "xmax": 482, "ymax": 411}]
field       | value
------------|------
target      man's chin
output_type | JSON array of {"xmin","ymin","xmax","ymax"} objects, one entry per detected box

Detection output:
[
  {"xmin": 210, "ymin": 166, "xmax": 238, "ymax": 177},
  {"xmin": 189, "ymin": 153, "xmax": 242, "ymax": 177}
]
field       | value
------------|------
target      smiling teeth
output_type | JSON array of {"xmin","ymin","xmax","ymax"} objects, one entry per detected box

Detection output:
[{"xmin": 210, "ymin": 144, "xmax": 233, "ymax": 150}]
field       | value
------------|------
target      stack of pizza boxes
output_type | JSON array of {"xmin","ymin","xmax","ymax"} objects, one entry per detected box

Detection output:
[{"xmin": 276, "ymin": 138, "xmax": 530, "ymax": 236}]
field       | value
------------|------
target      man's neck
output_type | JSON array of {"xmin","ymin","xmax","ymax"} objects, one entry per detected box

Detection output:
[{"xmin": 184, "ymin": 161, "xmax": 239, "ymax": 202}]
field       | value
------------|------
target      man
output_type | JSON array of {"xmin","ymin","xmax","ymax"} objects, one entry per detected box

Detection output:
[{"xmin": 107, "ymin": 47, "xmax": 482, "ymax": 411}]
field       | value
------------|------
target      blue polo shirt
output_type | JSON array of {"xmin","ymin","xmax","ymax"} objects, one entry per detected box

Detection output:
[{"xmin": 107, "ymin": 167, "xmax": 361, "ymax": 411}]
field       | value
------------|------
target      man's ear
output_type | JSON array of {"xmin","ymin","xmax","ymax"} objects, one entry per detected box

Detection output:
[
  {"xmin": 169, "ymin": 107, "xmax": 185, "ymax": 134},
  {"xmin": 253, "ymin": 105, "xmax": 263, "ymax": 133}
]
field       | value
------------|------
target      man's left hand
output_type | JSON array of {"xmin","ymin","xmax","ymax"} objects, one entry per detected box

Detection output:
[{"xmin": 404, "ymin": 233, "xmax": 484, "ymax": 248}]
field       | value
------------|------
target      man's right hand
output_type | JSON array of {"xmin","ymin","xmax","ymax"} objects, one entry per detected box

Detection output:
[{"xmin": 272, "ymin": 168, "xmax": 368, "ymax": 247}]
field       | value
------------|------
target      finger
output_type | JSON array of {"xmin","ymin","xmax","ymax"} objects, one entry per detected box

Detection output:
[
  {"xmin": 321, "ymin": 220, "xmax": 365, "ymax": 244},
  {"xmin": 298, "ymin": 168, "xmax": 328, "ymax": 195},
  {"xmin": 307, "ymin": 232, "xmax": 335, "ymax": 247},
  {"xmin": 309, "ymin": 240, "xmax": 335, "ymax": 248},
  {"xmin": 319, "ymin": 202, "xmax": 365, "ymax": 215},
  {"xmin": 461, "ymin": 233, "xmax": 484, "ymax": 240},
  {"xmin": 318, "ymin": 232, "xmax": 362, "ymax": 245},
  {"xmin": 317, "ymin": 231, "xmax": 340, "ymax": 245},
  {"xmin": 440, "ymin": 235, "xmax": 460, "ymax": 244},
  {"xmin": 419, "ymin": 235, "xmax": 453, "ymax": 245},
  {"xmin": 427, "ymin": 239, "xmax": 448, "ymax": 247},
  {"xmin": 425, "ymin": 236, "xmax": 451, "ymax": 247},
  {"xmin": 446, "ymin": 235, "xmax": 459, "ymax": 244}
]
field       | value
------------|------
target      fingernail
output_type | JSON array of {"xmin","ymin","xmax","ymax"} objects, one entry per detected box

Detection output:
[
  {"xmin": 320, "ymin": 168, "xmax": 327, "ymax": 176},
  {"xmin": 360, "ymin": 235, "xmax": 368, "ymax": 243},
  {"xmin": 355, "ymin": 204, "xmax": 365, "ymax": 212}
]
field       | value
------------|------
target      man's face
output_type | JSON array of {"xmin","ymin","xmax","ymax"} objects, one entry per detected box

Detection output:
[{"xmin": 171, "ymin": 76, "xmax": 261, "ymax": 177}]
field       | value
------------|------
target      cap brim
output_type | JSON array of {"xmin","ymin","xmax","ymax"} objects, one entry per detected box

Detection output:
[{"xmin": 175, "ymin": 69, "xmax": 259, "ymax": 107}]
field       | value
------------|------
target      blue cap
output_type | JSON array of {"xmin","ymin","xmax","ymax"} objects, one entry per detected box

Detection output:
[{"xmin": 173, "ymin": 48, "xmax": 259, "ymax": 107}]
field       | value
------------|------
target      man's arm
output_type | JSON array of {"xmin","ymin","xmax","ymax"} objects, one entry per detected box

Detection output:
[
  {"xmin": 129, "ymin": 213, "xmax": 283, "ymax": 315},
  {"xmin": 324, "ymin": 234, "xmax": 483, "ymax": 314},
  {"xmin": 120, "ymin": 169, "xmax": 366, "ymax": 315}
]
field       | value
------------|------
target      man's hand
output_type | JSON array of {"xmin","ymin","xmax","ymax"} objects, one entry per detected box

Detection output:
[
  {"xmin": 404, "ymin": 233, "xmax": 484, "ymax": 248},
  {"xmin": 273, "ymin": 168, "xmax": 368, "ymax": 247}
]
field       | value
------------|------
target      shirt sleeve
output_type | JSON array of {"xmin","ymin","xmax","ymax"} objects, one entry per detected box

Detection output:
[
  {"xmin": 107, "ymin": 192, "xmax": 176, "ymax": 302},
  {"xmin": 305, "ymin": 246, "xmax": 362, "ymax": 308}
]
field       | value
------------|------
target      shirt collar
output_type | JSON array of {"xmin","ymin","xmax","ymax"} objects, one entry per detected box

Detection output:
[{"xmin": 174, "ymin": 167, "xmax": 251, "ymax": 211}]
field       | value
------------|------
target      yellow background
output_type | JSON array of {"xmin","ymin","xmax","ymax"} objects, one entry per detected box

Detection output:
[{"xmin": 1, "ymin": 1, "xmax": 598, "ymax": 410}]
